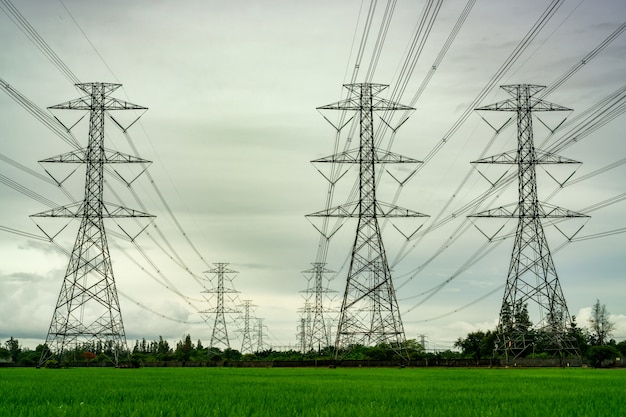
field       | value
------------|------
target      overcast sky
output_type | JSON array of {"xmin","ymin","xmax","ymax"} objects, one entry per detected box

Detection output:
[{"xmin": 1, "ymin": 0, "xmax": 625, "ymax": 352}]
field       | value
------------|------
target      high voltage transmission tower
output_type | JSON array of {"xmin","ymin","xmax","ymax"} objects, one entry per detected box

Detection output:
[
  {"xmin": 201, "ymin": 263, "xmax": 240, "ymax": 352},
  {"xmin": 299, "ymin": 263, "xmax": 335, "ymax": 353},
  {"xmin": 310, "ymin": 83, "xmax": 427, "ymax": 360},
  {"xmin": 470, "ymin": 84, "xmax": 587, "ymax": 361},
  {"xmin": 33, "ymin": 83, "xmax": 152, "ymax": 366},
  {"xmin": 297, "ymin": 302, "xmax": 311, "ymax": 353},
  {"xmin": 238, "ymin": 299, "xmax": 256, "ymax": 354},
  {"xmin": 255, "ymin": 318, "xmax": 267, "ymax": 352},
  {"xmin": 297, "ymin": 316, "xmax": 308, "ymax": 353}
]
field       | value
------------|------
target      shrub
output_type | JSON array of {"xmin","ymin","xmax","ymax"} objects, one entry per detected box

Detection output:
[
  {"xmin": 587, "ymin": 345, "xmax": 620, "ymax": 368},
  {"xmin": 44, "ymin": 359, "xmax": 60, "ymax": 369}
]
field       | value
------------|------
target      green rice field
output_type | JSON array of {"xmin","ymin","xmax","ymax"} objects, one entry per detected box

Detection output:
[{"xmin": 0, "ymin": 367, "xmax": 624, "ymax": 416}]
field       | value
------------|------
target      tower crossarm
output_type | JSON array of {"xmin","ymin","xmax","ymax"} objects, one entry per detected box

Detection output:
[
  {"xmin": 308, "ymin": 201, "xmax": 428, "ymax": 218},
  {"xmin": 31, "ymin": 202, "xmax": 154, "ymax": 218},
  {"xmin": 103, "ymin": 204, "xmax": 155, "ymax": 218},
  {"xmin": 307, "ymin": 202, "xmax": 359, "ymax": 218},
  {"xmin": 49, "ymin": 96, "xmax": 147, "ymax": 111},
  {"xmin": 471, "ymin": 149, "xmax": 580, "ymax": 165},
  {"xmin": 202, "ymin": 288, "xmax": 240, "ymax": 294},
  {"xmin": 376, "ymin": 202, "xmax": 429, "ymax": 218},
  {"xmin": 470, "ymin": 203, "xmax": 588, "ymax": 219},
  {"xmin": 312, "ymin": 148, "xmax": 421, "ymax": 164},
  {"xmin": 38, "ymin": 148, "xmax": 150, "ymax": 164},
  {"xmin": 476, "ymin": 98, "xmax": 572, "ymax": 112},
  {"xmin": 539, "ymin": 203, "xmax": 589, "ymax": 218},
  {"xmin": 317, "ymin": 83, "xmax": 415, "ymax": 112},
  {"xmin": 317, "ymin": 97, "xmax": 414, "ymax": 111},
  {"xmin": 30, "ymin": 202, "xmax": 84, "ymax": 218},
  {"xmin": 49, "ymin": 83, "xmax": 147, "ymax": 111},
  {"xmin": 200, "ymin": 307, "xmax": 241, "ymax": 314},
  {"xmin": 476, "ymin": 84, "xmax": 572, "ymax": 113}
]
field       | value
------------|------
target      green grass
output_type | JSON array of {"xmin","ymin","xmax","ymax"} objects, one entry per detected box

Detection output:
[{"xmin": 0, "ymin": 367, "xmax": 624, "ymax": 416}]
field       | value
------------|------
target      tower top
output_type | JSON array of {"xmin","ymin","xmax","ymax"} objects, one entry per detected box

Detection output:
[{"xmin": 475, "ymin": 84, "xmax": 571, "ymax": 112}]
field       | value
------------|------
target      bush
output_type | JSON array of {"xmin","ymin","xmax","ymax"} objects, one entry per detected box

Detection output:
[
  {"xmin": 44, "ymin": 359, "xmax": 60, "ymax": 369},
  {"xmin": 587, "ymin": 345, "xmax": 620, "ymax": 368}
]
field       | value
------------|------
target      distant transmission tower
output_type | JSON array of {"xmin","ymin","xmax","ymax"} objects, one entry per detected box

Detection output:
[
  {"xmin": 201, "ymin": 263, "xmax": 240, "ymax": 352},
  {"xmin": 34, "ymin": 83, "xmax": 151, "ymax": 365},
  {"xmin": 238, "ymin": 299, "xmax": 255, "ymax": 354},
  {"xmin": 310, "ymin": 83, "xmax": 427, "ymax": 359},
  {"xmin": 299, "ymin": 263, "xmax": 335, "ymax": 352},
  {"xmin": 470, "ymin": 84, "xmax": 586, "ymax": 360},
  {"xmin": 297, "ymin": 316, "xmax": 308, "ymax": 353},
  {"xmin": 255, "ymin": 318, "xmax": 267, "ymax": 352}
]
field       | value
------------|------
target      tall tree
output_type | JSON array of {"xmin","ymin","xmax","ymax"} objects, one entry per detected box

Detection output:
[
  {"xmin": 175, "ymin": 334, "xmax": 194, "ymax": 361},
  {"xmin": 514, "ymin": 301, "xmax": 532, "ymax": 332},
  {"xmin": 588, "ymin": 299, "xmax": 615, "ymax": 345},
  {"xmin": 5, "ymin": 337, "xmax": 20, "ymax": 362}
]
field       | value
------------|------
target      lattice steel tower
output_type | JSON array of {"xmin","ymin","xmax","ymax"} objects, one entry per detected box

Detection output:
[
  {"xmin": 201, "ymin": 263, "xmax": 240, "ymax": 351},
  {"xmin": 470, "ymin": 84, "xmax": 586, "ymax": 360},
  {"xmin": 297, "ymin": 316, "xmax": 308, "ymax": 353},
  {"xmin": 34, "ymin": 83, "xmax": 151, "ymax": 365},
  {"xmin": 299, "ymin": 263, "xmax": 335, "ymax": 352},
  {"xmin": 310, "ymin": 83, "xmax": 426, "ymax": 359},
  {"xmin": 255, "ymin": 318, "xmax": 267, "ymax": 352},
  {"xmin": 238, "ymin": 299, "xmax": 255, "ymax": 354}
]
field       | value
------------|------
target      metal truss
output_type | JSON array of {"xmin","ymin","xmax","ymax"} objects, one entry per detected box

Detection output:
[
  {"xmin": 299, "ymin": 263, "xmax": 335, "ymax": 353},
  {"xmin": 238, "ymin": 299, "xmax": 255, "ymax": 354},
  {"xmin": 470, "ymin": 84, "xmax": 587, "ymax": 360},
  {"xmin": 201, "ymin": 263, "xmax": 240, "ymax": 352},
  {"xmin": 34, "ymin": 83, "xmax": 151, "ymax": 366},
  {"xmin": 312, "ymin": 83, "xmax": 427, "ymax": 361}
]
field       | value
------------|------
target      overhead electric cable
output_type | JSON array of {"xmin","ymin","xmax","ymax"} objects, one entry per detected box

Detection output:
[
  {"xmin": 393, "ymin": 73, "xmax": 626, "ymax": 283},
  {"xmin": 406, "ymin": 0, "xmax": 477, "ymax": 109},
  {"xmin": 57, "ymin": 0, "xmax": 120, "ymax": 83},
  {"xmin": 0, "ymin": 172, "xmax": 59, "ymax": 208},
  {"xmin": 401, "ymin": 191, "xmax": 625, "ymax": 312},
  {"xmin": 0, "ymin": 224, "xmax": 49, "ymax": 241},
  {"xmin": 0, "ymin": 0, "xmax": 80, "ymax": 84},
  {"xmin": 417, "ymin": 0, "xmax": 565, "ymax": 170},
  {"xmin": 408, "ymin": 220, "xmax": 626, "ymax": 324},
  {"xmin": 540, "ymin": 21, "xmax": 626, "ymax": 98},
  {"xmin": 122, "ymin": 131, "xmax": 212, "ymax": 270},
  {"xmin": 3, "ymin": 0, "xmax": 215, "ymax": 294},
  {"xmin": 0, "ymin": 78, "xmax": 81, "ymax": 150},
  {"xmin": 365, "ymin": 0, "xmax": 397, "ymax": 82}
]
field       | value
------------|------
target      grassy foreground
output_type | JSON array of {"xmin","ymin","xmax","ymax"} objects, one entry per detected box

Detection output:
[{"xmin": 0, "ymin": 367, "xmax": 624, "ymax": 416}]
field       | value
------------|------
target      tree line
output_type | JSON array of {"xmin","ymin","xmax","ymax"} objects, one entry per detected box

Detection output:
[{"xmin": 2, "ymin": 300, "xmax": 622, "ymax": 367}]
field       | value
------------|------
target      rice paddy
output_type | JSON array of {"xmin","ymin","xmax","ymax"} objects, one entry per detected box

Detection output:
[{"xmin": 1, "ymin": 366, "xmax": 624, "ymax": 416}]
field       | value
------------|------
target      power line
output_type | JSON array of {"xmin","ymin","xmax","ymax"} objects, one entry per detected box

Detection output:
[
  {"xmin": 417, "ymin": 0, "xmax": 565, "ymax": 170},
  {"xmin": 0, "ymin": 0, "xmax": 80, "ymax": 84}
]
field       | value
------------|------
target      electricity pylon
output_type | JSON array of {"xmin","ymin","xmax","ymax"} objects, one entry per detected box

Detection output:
[
  {"xmin": 299, "ymin": 263, "xmax": 335, "ymax": 353},
  {"xmin": 297, "ymin": 316, "xmax": 308, "ymax": 353},
  {"xmin": 309, "ymin": 83, "xmax": 427, "ymax": 360},
  {"xmin": 238, "ymin": 299, "xmax": 256, "ymax": 354},
  {"xmin": 33, "ymin": 82, "xmax": 152, "ymax": 366},
  {"xmin": 201, "ymin": 263, "xmax": 240, "ymax": 352},
  {"xmin": 255, "ymin": 318, "xmax": 267, "ymax": 352},
  {"xmin": 469, "ymin": 84, "xmax": 586, "ymax": 360}
]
